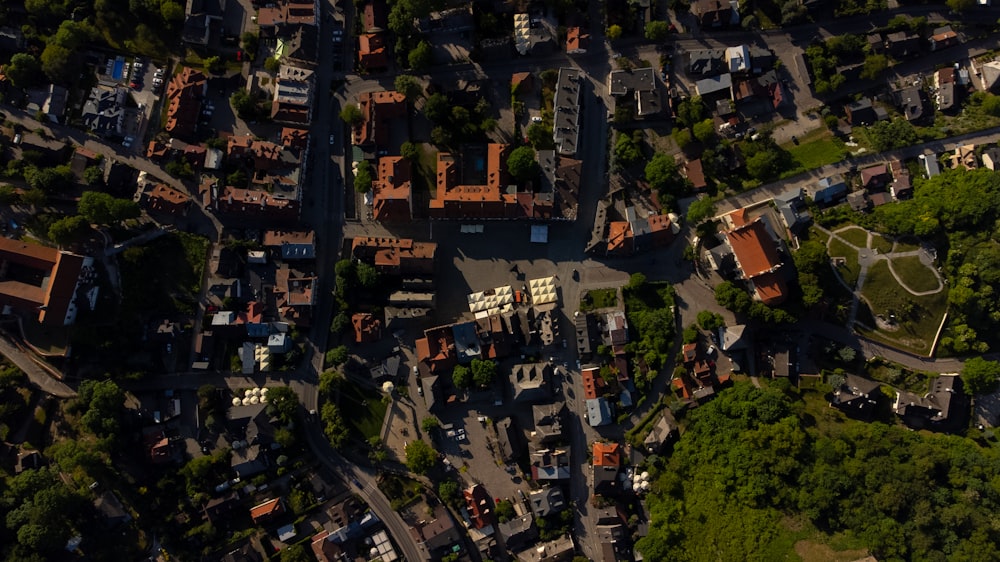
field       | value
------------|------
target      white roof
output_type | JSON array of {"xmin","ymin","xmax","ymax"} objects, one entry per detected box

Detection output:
[
  {"xmin": 468, "ymin": 285, "xmax": 515, "ymax": 313},
  {"xmin": 529, "ymin": 276, "xmax": 558, "ymax": 305}
]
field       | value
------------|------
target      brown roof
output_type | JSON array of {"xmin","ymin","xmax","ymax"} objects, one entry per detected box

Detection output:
[
  {"xmin": 0, "ymin": 237, "xmax": 86, "ymax": 326},
  {"xmin": 685, "ymin": 159, "xmax": 707, "ymax": 190},
  {"xmin": 215, "ymin": 186, "xmax": 299, "ymax": 220},
  {"xmin": 351, "ymin": 236, "xmax": 436, "ymax": 276},
  {"xmin": 146, "ymin": 184, "xmax": 191, "ymax": 215},
  {"xmin": 311, "ymin": 531, "xmax": 343, "ymax": 562},
  {"xmin": 430, "ymin": 144, "xmax": 520, "ymax": 219},
  {"xmin": 750, "ymin": 271, "xmax": 787, "ymax": 306},
  {"xmin": 373, "ymin": 156, "xmax": 413, "ymax": 222},
  {"xmin": 263, "ymin": 229, "xmax": 314, "ymax": 248},
  {"xmin": 592, "ymin": 442, "xmax": 621, "ymax": 467},
  {"xmin": 165, "ymin": 67, "xmax": 206, "ymax": 139},
  {"xmin": 566, "ymin": 27, "xmax": 588, "ymax": 52},
  {"xmin": 353, "ymin": 90, "xmax": 406, "ymax": 147},
  {"xmin": 250, "ymin": 498, "xmax": 283, "ymax": 523},
  {"xmin": 352, "ymin": 312, "xmax": 382, "ymax": 343},
  {"xmin": 582, "ymin": 367, "xmax": 605, "ymax": 399},
  {"xmin": 358, "ymin": 33, "xmax": 388, "ymax": 69},
  {"xmin": 281, "ymin": 127, "xmax": 309, "ymax": 150},
  {"xmin": 607, "ymin": 221, "xmax": 633, "ymax": 254},
  {"xmin": 726, "ymin": 219, "xmax": 781, "ymax": 278}
]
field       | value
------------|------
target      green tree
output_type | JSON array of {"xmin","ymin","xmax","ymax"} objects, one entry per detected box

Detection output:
[
  {"xmin": 241, "ymin": 32, "xmax": 260, "ymax": 57},
  {"xmin": 354, "ymin": 160, "xmax": 373, "ymax": 193},
  {"xmin": 423, "ymin": 93, "xmax": 450, "ymax": 123},
  {"xmin": 527, "ymin": 122, "xmax": 555, "ymax": 150},
  {"xmin": 75, "ymin": 379, "xmax": 125, "ymax": 440},
  {"xmin": 326, "ymin": 345, "xmax": 349, "ymax": 367},
  {"xmin": 5, "ymin": 53, "xmax": 41, "ymax": 87},
  {"xmin": 865, "ymin": 119, "xmax": 917, "ymax": 152},
  {"xmin": 715, "ymin": 281, "xmax": 752, "ymax": 313},
  {"xmin": 280, "ymin": 544, "xmax": 310, "ymax": 562},
  {"xmin": 231, "ymin": 89, "xmax": 261, "ymax": 119},
  {"xmin": 471, "ymin": 358, "xmax": 497, "ymax": 387},
  {"xmin": 693, "ymin": 119, "xmax": 717, "ymax": 145},
  {"xmin": 401, "ymin": 141, "xmax": 420, "ymax": 161},
  {"xmin": 507, "ymin": 146, "xmax": 539, "ymax": 182},
  {"xmin": 673, "ymin": 128, "xmax": 694, "ymax": 150},
  {"xmin": 495, "ymin": 499, "xmax": 516, "ymax": 522},
  {"xmin": 687, "ymin": 198, "xmax": 716, "ymax": 223},
  {"xmin": 421, "ymin": 416, "xmax": 440, "ymax": 433},
  {"xmin": 266, "ymin": 386, "xmax": 299, "ymax": 423},
  {"xmin": 607, "ymin": 24, "xmax": 623, "ymax": 40},
  {"xmin": 962, "ymin": 357, "xmax": 1000, "ymax": 395},
  {"xmin": 453, "ymin": 365, "xmax": 472, "ymax": 389},
  {"xmin": 0, "ymin": 185, "xmax": 17, "ymax": 205},
  {"xmin": 394, "ymin": 74, "xmax": 423, "ymax": 101},
  {"xmin": 40, "ymin": 44, "xmax": 73, "ymax": 83},
  {"xmin": 47, "ymin": 215, "xmax": 90, "ymax": 246},
  {"xmin": 340, "ymin": 103, "xmax": 363, "ymax": 125},
  {"xmin": 321, "ymin": 403, "xmax": 349, "ymax": 448},
  {"xmin": 613, "ymin": 104, "xmax": 635, "ymax": 124},
  {"xmin": 408, "ymin": 40, "xmax": 433, "ymax": 71},
  {"xmin": 356, "ymin": 261, "xmax": 379, "ymax": 288},
  {"xmin": 645, "ymin": 153, "xmax": 688, "ymax": 196},
  {"xmin": 614, "ymin": 132, "xmax": 642, "ymax": 167},
  {"xmin": 645, "ymin": 20, "xmax": 671, "ymax": 41},
  {"xmin": 860, "ymin": 54, "xmax": 888, "ymax": 80},
  {"xmin": 264, "ymin": 56, "xmax": 281, "ymax": 73},
  {"xmin": 20, "ymin": 188, "xmax": 46, "ymax": 208},
  {"xmin": 404, "ymin": 439, "xmax": 437, "ymax": 474},
  {"xmin": 83, "ymin": 166, "xmax": 105, "ymax": 187},
  {"xmin": 78, "ymin": 191, "xmax": 140, "ymax": 225},
  {"xmin": 676, "ymin": 96, "xmax": 705, "ymax": 129},
  {"xmin": 697, "ymin": 310, "xmax": 725, "ymax": 331},
  {"xmin": 160, "ymin": 1, "xmax": 185, "ymax": 23},
  {"xmin": 947, "ymin": 0, "xmax": 975, "ymax": 11},
  {"xmin": 204, "ymin": 55, "xmax": 225, "ymax": 74},
  {"xmin": 438, "ymin": 480, "xmax": 459, "ymax": 504}
]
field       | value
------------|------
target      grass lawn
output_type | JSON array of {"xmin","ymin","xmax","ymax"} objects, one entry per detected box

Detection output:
[
  {"xmin": 828, "ymin": 238, "xmax": 860, "ymax": 288},
  {"xmin": 836, "ymin": 226, "xmax": 869, "ymax": 249},
  {"xmin": 780, "ymin": 128, "xmax": 847, "ymax": 176},
  {"xmin": 889, "ymin": 256, "xmax": 941, "ymax": 293},
  {"xmin": 857, "ymin": 260, "xmax": 949, "ymax": 355},
  {"xmin": 339, "ymin": 381, "xmax": 388, "ymax": 441},
  {"xmin": 805, "ymin": 226, "xmax": 830, "ymax": 245},
  {"xmin": 871, "ymin": 234, "xmax": 894, "ymax": 254},
  {"xmin": 580, "ymin": 288, "xmax": 618, "ymax": 312},
  {"xmin": 893, "ymin": 239, "xmax": 921, "ymax": 253}
]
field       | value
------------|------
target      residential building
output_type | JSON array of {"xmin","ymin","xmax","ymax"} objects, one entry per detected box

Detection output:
[
  {"xmin": 274, "ymin": 23, "xmax": 318, "ymax": 68},
  {"xmin": 983, "ymin": 146, "xmax": 1000, "ymax": 171},
  {"xmin": 847, "ymin": 191, "xmax": 870, "ymax": 213},
  {"xmin": 885, "ymin": 31, "xmax": 920, "ymax": 58},
  {"xmin": 895, "ymin": 86, "xmax": 928, "ymax": 122},
  {"xmin": 165, "ymin": 67, "xmax": 207, "ymax": 139},
  {"xmin": 464, "ymin": 485, "xmax": 495, "ymax": 530},
  {"xmin": 408, "ymin": 503, "xmax": 461, "ymax": 553},
  {"xmin": 606, "ymin": 221, "xmax": 633, "ymax": 256},
  {"xmin": 273, "ymin": 264, "xmax": 316, "ymax": 326},
  {"xmin": 182, "ymin": 0, "xmax": 226, "ymax": 45},
  {"xmin": 263, "ymin": 230, "xmax": 315, "ymax": 260},
  {"xmin": 930, "ymin": 25, "xmax": 958, "ymax": 51},
  {"xmin": 950, "ymin": 144, "xmax": 978, "ymax": 170},
  {"xmin": 935, "ymin": 67, "xmax": 957, "ymax": 112},
  {"xmin": 352, "ymin": 90, "xmax": 406, "ymax": 149},
  {"xmin": 894, "ymin": 375, "xmax": 967, "ymax": 431},
  {"xmin": 814, "ymin": 174, "xmax": 847, "ymax": 206},
  {"xmin": 773, "ymin": 188, "xmax": 811, "ymax": 234},
  {"xmin": 685, "ymin": 48, "xmax": 727, "ymax": 77},
  {"xmin": 517, "ymin": 535, "xmax": 575, "ymax": 562},
  {"xmin": 363, "ymin": 0, "xmax": 388, "ymax": 30},
  {"xmin": 250, "ymin": 498, "xmax": 284, "ymax": 525},
  {"xmin": 830, "ymin": 374, "xmax": 882, "ymax": 420},
  {"xmin": 684, "ymin": 159, "xmax": 707, "ymax": 191},
  {"xmin": 529, "ymin": 486, "xmax": 567, "ymax": 518},
  {"xmin": 271, "ymin": 65, "xmax": 314, "ymax": 125},
  {"xmin": 982, "ymin": 60, "xmax": 1000, "ymax": 92},
  {"xmin": 723, "ymin": 212, "xmax": 787, "ymax": 305},
  {"xmin": 860, "ymin": 164, "xmax": 890, "ymax": 191},
  {"xmin": 691, "ymin": 0, "xmax": 737, "ymax": 28},
  {"xmin": 430, "ymin": 143, "xmax": 532, "ymax": 219},
  {"xmin": 511, "ymin": 362, "xmax": 553, "ymax": 403},
  {"xmin": 208, "ymin": 185, "xmax": 300, "ymax": 221},
  {"xmin": 530, "ymin": 444, "xmax": 571, "ymax": 480},
  {"xmin": 725, "ymin": 45, "xmax": 750, "ymax": 74},
  {"xmin": 592, "ymin": 442, "xmax": 622, "ymax": 496},
  {"xmin": 537, "ymin": 149, "xmax": 583, "ymax": 220},
  {"xmin": 140, "ymin": 183, "xmax": 192, "ymax": 216},
  {"xmin": 351, "ymin": 236, "xmax": 436, "ymax": 276},
  {"xmin": 498, "ymin": 513, "xmax": 538, "ymax": 553},
  {"xmin": 566, "ymin": 27, "xmax": 588, "ymax": 54},
  {"xmin": 81, "ymin": 86, "xmax": 128, "ymax": 137},
  {"xmin": 644, "ymin": 410, "xmax": 679, "ymax": 453},
  {"xmin": 311, "ymin": 530, "xmax": 345, "ymax": 562},
  {"xmin": 496, "ymin": 417, "xmax": 526, "ymax": 462},
  {"xmin": 844, "ymin": 98, "xmax": 885, "ymax": 126},
  {"xmin": 554, "ymin": 68, "xmax": 582, "ymax": 156},
  {"xmin": 919, "ymin": 152, "xmax": 941, "ymax": 178},
  {"xmin": 373, "ymin": 156, "xmax": 414, "ymax": 222},
  {"xmin": 352, "ymin": 312, "xmax": 382, "ymax": 343},
  {"xmin": 531, "ymin": 401, "xmax": 566, "ymax": 443},
  {"xmin": 358, "ymin": 32, "xmax": 389, "ymax": 70},
  {"xmin": 694, "ymin": 73, "xmax": 732, "ymax": 102},
  {"xmin": 608, "ymin": 67, "xmax": 660, "ymax": 118},
  {"xmin": 586, "ymin": 396, "xmax": 613, "ymax": 426},
  {"xmin": 281, "ymin": 127, "xmax": 309, "ymax": 150},
  {"xmin": 0, "ymin": 237, "xmax": 93, "ymax": 326}
]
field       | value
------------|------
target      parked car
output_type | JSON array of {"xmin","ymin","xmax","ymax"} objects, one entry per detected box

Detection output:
[
  {"xmin": 329, "ymin": 134, "xmax": 335, "ymax": 145},
  {"xmin": 531, "ymin": 116, "xmax": 542, "ymax": 123}
]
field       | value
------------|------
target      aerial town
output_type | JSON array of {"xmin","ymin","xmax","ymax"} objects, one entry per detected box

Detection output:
[{"xmin": 4, "ymin": 0, "xmax": 1000, "ymax": 561}]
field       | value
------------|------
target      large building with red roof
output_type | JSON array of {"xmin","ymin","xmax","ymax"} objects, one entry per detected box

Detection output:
[
  {"xmin": 0, "ymin": 237, "xmax": 93, "ymax": 326},
  {"xmin": 723, "ymin": 211, "xmax": 787, "ymax": 305}
]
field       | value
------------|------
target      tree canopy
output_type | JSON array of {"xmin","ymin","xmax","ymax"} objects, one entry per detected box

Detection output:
[
  {"xmin": 507, "ymin": 146, "xmax": 539, "ymax": 182},
  {"xmin": 961, "ymin": 357, "xmax": 1000, "ymax": 395},
  {"xmin": 405, "ymin": 439, "xmax": 437, "ymax": 474},
  {"xmin": 78, "ymin": 191, "xmax": 140, "ymax": 225}
]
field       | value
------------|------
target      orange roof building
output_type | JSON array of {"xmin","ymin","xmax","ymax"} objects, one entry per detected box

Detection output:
[
  {"xmin": 463, "ymin": 485, "xmax": 495, "ymax": 530},
  {"xmin": 352, "ymin": 312, "xmax": 382, "ymax": 344},
  {"xmin": 415, "ymin": 324, "xmax": 457, "ymax": 373},
  {"xmin": 566, "ymin": 27, "xmax": 589, "ymax": 54},
  {"xmin": 213, "ymin": 186, "xmax": 300, "ymax": 221},
  {"xmin": 593, "ymin": 442, "xmax": 621, "ymax": 468},
  {"xmin": 165, "ymin": 67, "xmax": 207, "ymax": 140},
  {"xmin": 281, "ymin": 127, "xmax": 309, "ymax": 150},
  {"xmin": 353, "ymin": 90, "xmax": 406, "ymax": 148},
  {"xmin": 144, "ymin": 183, "xmax": 191, "ymax": 215},
  {"xmin": 311, "ymin": 530, "xmax": 344, "ymax": 562},
  {"xmin": 724, "ymin": 217, "xmax": 787, "ymax": 305},
  {"xmin": 250, "ymin": 498, "xmax": 284, "ymax": 524},
  {"xmin": 430, "ymin": 143, "xmax": 528, "ymax": 219},
  {"xmin": 582, "ymin": 367, "xmax": 606, "ymax": 400},
  {"xmin": 373, "ymin": 156, "xmax": 414, "ymax": 222},
  {"xmin": 358, "ymin": 32, "xmax": 389, "ymax": 70},
  {"xmin": 351, "ymin": 236, "xmax": 436, "ymax": 277},
  {"xmin": 607, "ymin": 221, "xmax": 633, "ymax": 256},
  {"xmin": 0, "ymin": 237, "xmax": 90, "ymax": 326}
]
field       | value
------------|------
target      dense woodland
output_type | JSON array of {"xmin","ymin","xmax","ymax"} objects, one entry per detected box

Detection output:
[{"xmin": 637, "ymin": 382, "xmax": 1000, "ymax": 561}]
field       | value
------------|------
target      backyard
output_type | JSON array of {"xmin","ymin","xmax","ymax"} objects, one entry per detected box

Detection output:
[
  {"xmin": 339, "ymin": 381, "xmax": 388, "ymax": 441},
  {"xmin": 580, "ymin": 288, "xmax": 618, "ymax": 312},
  {"xmin": 779, "ymin": 128, "xmax": 848, "ymax": 178}
]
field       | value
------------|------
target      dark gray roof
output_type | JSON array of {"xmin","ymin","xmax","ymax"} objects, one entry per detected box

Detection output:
[
  {"xmin": 529, "ymin": 486, "xmax": 566, "ymax": 517},
  {"xmin": 553, "ymin": 68, "xmax": 581, "ymax": 156}
]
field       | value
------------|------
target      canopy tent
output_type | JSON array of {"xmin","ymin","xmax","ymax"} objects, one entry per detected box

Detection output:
[
  {"xmin": 529, "ymin": 276, "xmax": 558, "ymax": 305},
  {"xmin": 468, "ymin": 285, "xmax": 515, "ymax": 314}
]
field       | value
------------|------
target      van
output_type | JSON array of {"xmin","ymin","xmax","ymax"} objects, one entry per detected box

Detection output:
[{"xmin": 12, "ymin": 133, "xmax": 21, "ymax": 145}]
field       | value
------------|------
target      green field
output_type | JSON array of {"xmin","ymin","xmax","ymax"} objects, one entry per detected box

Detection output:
[
  {"xmin": 889, "ymin": 256, "xmax": 941, "ymax": 293},
  {"xmin": 340, "ymin": 382, "xmax": 388, "ymax": 441},
  {"xmin": 857, "ymin": 261, "xmax": 948, "ymax": 355},
  {"xmin": 580, "ymin": 288, "xmax": 618, "ymax": 311},
  {"xmin": 828, "ymin": 238, "xmax": 860, "ymax": 288},
  {"xmin": 805, "ymin": 226, "xmax": 830, "ymax": 245},
  {"xmin": 871, "ymin": 234, "xmax": 894, "ymax": 254},
  {"xmin": 781, "ymin": 128, "xmax": 847, "ymax": 176},
  {"xmin": 836, "ymin": 226, "xmax": 869, "ymax": 248}
]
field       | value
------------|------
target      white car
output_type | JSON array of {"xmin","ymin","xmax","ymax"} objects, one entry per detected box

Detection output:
[{"xmin": 531, "ymin": 116, "xmax": 543, "ymax": 123}]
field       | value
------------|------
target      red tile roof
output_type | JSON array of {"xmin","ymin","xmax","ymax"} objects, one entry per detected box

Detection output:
[
  {"xmin": 592, "ymin": 442, "xmax": 621, "ymax": 468},
  {"xmin": 352, "ymin": 312, "xmax": 382, "ymax": 343},
  {"xmin": 165, "ymin": 67, "xmax": 206, "ymax": 139},
  {"xmin": 250, "ymin": 498, "xmax": 283, "ymax": 523},
  {"xmin": 725, "ymin": 218, "xmax": 786, "ymax": 305}
]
